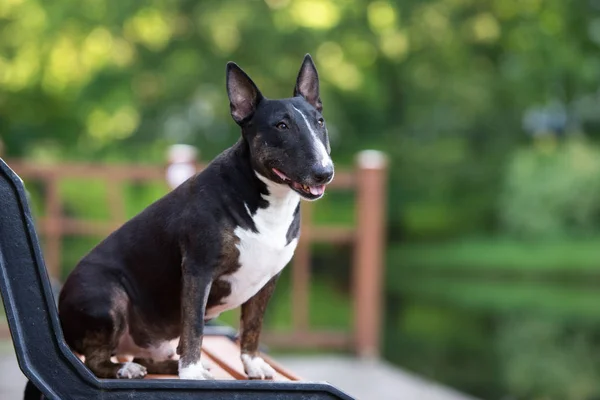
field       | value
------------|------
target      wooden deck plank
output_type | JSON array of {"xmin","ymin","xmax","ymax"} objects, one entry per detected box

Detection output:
[
  {"xmin": 201, "ymin": 336, "xmax": 297, "ymax": 381},
  {"xmin": 142, "ymin": 335, "xmax": 299, "ymax": 381},
  {"xmin": 202, "ymin": 336, "xmax": 287, "ymax": 381},
  {"xmin": 147, "ymin": 350, "xmax": 235, "ymax": 380}
]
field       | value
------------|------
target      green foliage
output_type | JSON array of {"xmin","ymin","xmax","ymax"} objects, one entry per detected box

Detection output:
[
  {"xmin": 59, "ymin": 179, "xmax": 111, "ymax": 220},
  {"xmin": 311, "ymin": 191, "xmax": 355, "ymax": 226},
  {"xmin": 497, "ymin": 317, "xmax": 600, "ymax": 400},
  {"xmin": 60, "ymin": 236, "xmax": 103, "ymax": 280},
  {"xmin": 3, "ymin": 0, "xmax": 600, "ymax": 242},
  {"xmin": 500, "ymin": 138, "xmax": 600, "ymax": 238},
  {"xmin": 386, "ymin": 239, "xmax": 600, "ymax": 398},
  {"xmin": 387, "ymin": 239, "xmax": 600, "ymax": 318},
  {"xmin": 384, "ymin": 302, "xmax": 499, "ymax": 397},
  {"xmin": 122, "ymin": 181, "xmax": 169, "ymax": 219}
]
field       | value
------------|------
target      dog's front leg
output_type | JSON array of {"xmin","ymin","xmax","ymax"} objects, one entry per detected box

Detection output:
[
  {"xmin": 240, "ymin": 273, "xmax": 280, "ymax": 379},
  {"xmin": 177, "ymin": 251, "xmax": 214, "ymax": 380}
]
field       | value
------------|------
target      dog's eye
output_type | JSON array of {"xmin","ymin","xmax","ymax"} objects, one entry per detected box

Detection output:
[
  {"xmin": 317, "ymin": 118, "xmax": 324, "ymax": 127},
  {"xmin": 276, "ymin": 122, "xmax": 288, "ymax": 130}
]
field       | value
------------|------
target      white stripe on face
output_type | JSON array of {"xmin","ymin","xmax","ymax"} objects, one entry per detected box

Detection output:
[{"xmin": 292, "ymin": 105, "xmax": 332, "ymax": 169}]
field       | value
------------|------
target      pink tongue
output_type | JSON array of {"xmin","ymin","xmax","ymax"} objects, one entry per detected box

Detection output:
[{"xmin": 309, "ymin": 185, "xmax": 325, "ymax": 195}]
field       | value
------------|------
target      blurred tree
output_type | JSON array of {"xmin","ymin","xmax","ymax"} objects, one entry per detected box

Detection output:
[
  {"xmin": 500, "ymin": 136, "xmax": 600, "ymax": 238},
  {"xmin": 497, "ymin": 316, "xmax": 600, "ymax": 400},
  {"xmin": 2, "ymin": 0, "xmax": 600, "ymax": 242}
]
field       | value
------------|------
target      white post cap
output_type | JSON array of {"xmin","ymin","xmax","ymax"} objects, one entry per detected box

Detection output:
[
  {"xmin": 356, "ymin": 150, "xmax": 388, "ymax": 169},
  {"xmin": 167, "ymin": 144, "xmax": 198, "ymax": 164}
]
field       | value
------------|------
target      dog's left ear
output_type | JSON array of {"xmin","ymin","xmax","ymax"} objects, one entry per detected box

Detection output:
[
  {"xmin": 294, "ymin": 54, "xmax": 322, "ymax": 112},
  {"xmin": 227, "ymin": 62, "xmax": 264, "ymax": 125}
]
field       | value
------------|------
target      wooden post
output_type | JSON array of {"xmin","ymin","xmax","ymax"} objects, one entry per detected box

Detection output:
[
  {"xmin": 165, "ymin": 144, "xmax": 199, "ymax": 190},
  {"xmin": 352, "ymin": 150, "xmax": 388, "ymax": 359}
]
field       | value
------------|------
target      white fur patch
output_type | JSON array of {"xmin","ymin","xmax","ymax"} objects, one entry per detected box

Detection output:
[
  {"xmin": 205, "ymin": 174, "xmax": 299, "ymax": 319},
  {"xmin": 292, "ymin": 105, "xmax": 333, "ymax": 169},
  {"xmin": 179, "ymin": 359, "xmax": 214, "ymax": 380},
  {"xmin": 241, "ymin": 354, "xmax": 276, "ymax": 379},
  {"xmin": 116, "ymin": 362, "xmax": 147, "ymax": 379}
]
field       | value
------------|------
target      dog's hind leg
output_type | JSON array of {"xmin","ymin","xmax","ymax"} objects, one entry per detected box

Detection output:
[
  {"xmin": 81, "ymin": 321, "xmax": 147, "ymax": 379},
  {"xmin": 85, "ymin": 346, "xmax": 147, "ymax": 379},
  {"xmin": 133, "ymin": 358, "xmax": 178, "ymax": 375}
]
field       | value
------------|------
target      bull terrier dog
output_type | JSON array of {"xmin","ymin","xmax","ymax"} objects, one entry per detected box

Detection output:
[{"xmin": 58, "ymin": 54, "xmax": 334, "ymax": 380}]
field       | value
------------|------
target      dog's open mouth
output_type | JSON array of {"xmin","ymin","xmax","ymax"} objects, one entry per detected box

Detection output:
[{"xmin": 272, "ymin": 168, "xmax": 326, "ymax": 198}]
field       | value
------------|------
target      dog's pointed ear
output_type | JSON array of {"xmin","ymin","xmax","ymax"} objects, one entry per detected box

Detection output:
[
  {"xmin": 226, "ymin": 62, "xmax": 263, "ymax": 124},
  {"xmin": 293, "ymin": 54, "xmax": 322, "ymax": 112}
]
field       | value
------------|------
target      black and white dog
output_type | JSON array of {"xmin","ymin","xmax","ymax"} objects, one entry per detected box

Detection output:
[{"xmin": 58, "ymin": 54, "xmax": 334, "ymax": 380}]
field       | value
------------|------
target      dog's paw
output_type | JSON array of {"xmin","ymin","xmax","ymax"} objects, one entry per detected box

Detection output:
[
  {"xmin": 116, "ymin": 362, "xmax": 147, "ymax": 379},
  {"xmin": 241, "ymin": 354, "xmax": 275, "ymax": 380},
  {"xmin": 178, "ymin": 360, "xmax": 214, "ymax": 380}
]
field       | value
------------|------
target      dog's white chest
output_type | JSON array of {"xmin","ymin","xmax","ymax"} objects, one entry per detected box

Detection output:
[{"xmin": 206, "ymin": 179, "xmax": 300, "ymax": 319}]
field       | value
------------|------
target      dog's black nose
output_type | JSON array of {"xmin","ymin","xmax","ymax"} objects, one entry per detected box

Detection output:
[{"xmin": 311, "ymin": 165, "xmax": 334, "ymax": 184}]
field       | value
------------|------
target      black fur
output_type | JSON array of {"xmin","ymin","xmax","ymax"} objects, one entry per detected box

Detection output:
[{"xmin": 286, "ymin": 203, "xmax": 301, "ymax": 245}]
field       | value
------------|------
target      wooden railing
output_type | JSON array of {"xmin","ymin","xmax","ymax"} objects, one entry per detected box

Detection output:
[{"xmin": 3, "ymin": 150, "xmax": 387, "ymax": 358}]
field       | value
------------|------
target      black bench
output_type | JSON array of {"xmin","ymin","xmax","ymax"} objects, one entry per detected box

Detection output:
[{"xmin": 0, "ymin": 158, "xmax": 353, "ymax": 400}]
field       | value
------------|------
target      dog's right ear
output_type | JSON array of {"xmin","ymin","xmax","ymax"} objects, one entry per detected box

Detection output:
[
  {"xmin": 294, "ymin": 54, "xmax": 322, "ymax": 112},
  {"xmin": 226, "ymin": 62, "xmax": 263, "ymax": 125}
]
